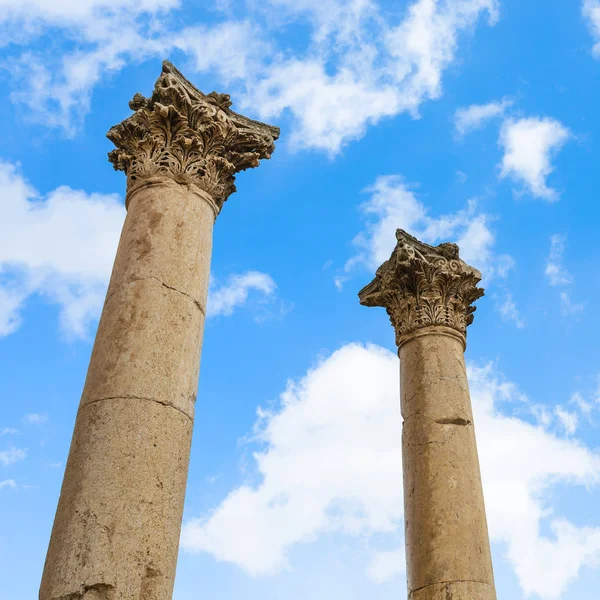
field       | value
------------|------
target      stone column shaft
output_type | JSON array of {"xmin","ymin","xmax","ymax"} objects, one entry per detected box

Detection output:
[
  {"xmin": 40, "ymin": 61, "xmax": 278, "ymax": 600},
  {"xmin": 401, "ymin": 328, "xmax": 494, "ymax": 599},
  {"xmin": 359, "ymin": 230, "xmax": 496, "ymax": 600}
]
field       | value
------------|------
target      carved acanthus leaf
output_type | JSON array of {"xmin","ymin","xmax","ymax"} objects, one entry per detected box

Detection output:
[
  {"xmin": 107, "ymin": 61, "xmax": 279, "ymax": 211},
  {"xmin": 358, "ymin": 230, "xmax": 484, "ymax": 346}
]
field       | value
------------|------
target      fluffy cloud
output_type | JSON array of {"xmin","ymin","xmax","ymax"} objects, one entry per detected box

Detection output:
[
  {"xmin": 252, "ymin": 0, "xmax": 500, "ymax": 153},
  {"xmin": 498, "ymin": 117, "xmax": 570, "ymax": 200},
  {"xmin": 342, "ymin": 174, "xmax": 512, "ymax": 282},
  {"xmin": 454, "ymin": 97, "xmax": 513, "ymax": 137},
  {"xmin": 181, "ymin": 343, "xmax": 600, "ymax": 598},
  {"xmin": 2, "ymin": 0, "xmax": 499, "ymax": 152},
  {"xmin": 0, "ymin": 160, "xmax": 125, "ymax": 338},
  {"xmin": 583, "ymin": 0, "xmax": 600, "ymax": 57},
  {"xmin": 182, "ymin": 343, "xmax": 402, "ymax": 575},
  {"xmin": 208, "ymin": 272, "xmax": 278, "ymax": 318},
  {"xmin": 0, "ymin": 161, "xmax": 278, "ymax": 337}
]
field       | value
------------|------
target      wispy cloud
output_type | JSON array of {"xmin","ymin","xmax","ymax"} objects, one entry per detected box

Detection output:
[
  {"xmin": 544, "ymin": 235, "xmax": 584, "ymax": 316},
  {"xmin": 454, "ymin": 97, "xmax": 513, "ymax": 137},
  {"xmin": 546, "ymin": 234, "xmax": 573, "ymax": 286},
  {"xmin": 23, "ymin": 413, "xmax": 47, "ymax": 424},
  {"xmin": 0, "ymin": 445, "xmax": 27, "ymax": 467},
  {"xmin": 498, "ymin": 290, "xmax": 525, "ymax": 328},
  {"xmin": 560, "ymin": 292, "xmax": 585, "ymax": 317},
  {"xmin": 555, "ymin": 406, "xmax": 579, "ymax": 436},
  {"xmin": 1, "ymin": 0, "xmax": 499, "ymax": 153},
  {"xmin": 339, "ymin": 174, "xmax": 513, "ymax": 286},
  {"xmin": 0, "ymin": 428, "xmax": 19, "ymax": 436}
]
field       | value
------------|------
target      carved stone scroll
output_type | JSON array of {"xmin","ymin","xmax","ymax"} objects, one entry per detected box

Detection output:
[
  {"xmin": 107, "ymin": 61, "xmax": 280, "ymax": 211},
  {"xmin": 358, "ymin": 229, "xmax": 484, "ymax": 346}
]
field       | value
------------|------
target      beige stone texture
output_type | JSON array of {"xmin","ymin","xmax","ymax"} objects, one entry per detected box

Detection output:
[
  {"xmin": 359, "ymin": 229, "xmax": 496, "ymax": 600},
  {"xmin": 40, "ymin": 61, "xmax": 279, "ymax": 600},
  {"xmin": 409, "ymin": 581, "xmax": 495, "ymax": 600},
  {"xmin": 39, "ymin": 397, "xmax": 192, "ymax": 600},
  {"xmin": 39, "ymin": 180, "xmax": 207, "ymax": 600},
  {"xmin": 79, "ymin": 180, "xmax": 214, "ymax": 420},
  {"xmin": 401, "ymin": 329, "xmax": 495, "ymax": 599}
]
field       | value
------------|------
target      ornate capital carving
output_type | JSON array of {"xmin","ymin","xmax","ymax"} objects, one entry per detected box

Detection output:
[
  {"xmin": 107, "ymin": 61, "xmax": 279, "ymax": 212},
  {"xmin": 358, "ymin": 230, "xmax": 484, "ymax": 347}
]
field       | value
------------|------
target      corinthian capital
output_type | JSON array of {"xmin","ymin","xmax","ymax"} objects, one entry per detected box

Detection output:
[
  {"xmin": 358, "ymin": 230, "xmax": 484, "ymax": 347},
  {"xmin": 107, "ymin": 61, "xmax": 279, "ymax": 211}
]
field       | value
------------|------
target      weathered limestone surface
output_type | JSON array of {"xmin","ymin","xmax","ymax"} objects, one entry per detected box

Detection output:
[
  {"xmin": 359, "ymin": 230, "xmax": 496, "ymax": 600},
  {"xmin": 40, "ymin": 61, "xmax": 278, "ymax": 600}
]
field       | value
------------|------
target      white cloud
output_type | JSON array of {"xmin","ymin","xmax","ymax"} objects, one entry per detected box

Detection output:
[
  {"xmin": 0, "ymin": 161, "xmax": 276, "ymax": 336},
  {"xmin": 571, "ymin": 392, "xmax": 593, "ymax": 417},
  {"xmin": 498, "ymin": 290, "xmax": 525, "ymax": 328},
  {"xmin": 0, "ymin": 161, "xmax": 125, "ymax": 338},
  {"xmin": 0, "ymin": 0, "xmax": 178, "ymax": 24},
  {"xmin": 2, "ymin": 0, "xmax": 499, "ymax": 153},
  {"xmin": 0, "ymin": 428, "xmax": 18, "ymax": 435},
  {"xmin": 560, "ymin": 292, "xmax": 585, "ymax": 317},
  {"xmin": 252, "ymin": 0, "xmax": 500, "ymax": 153},
  {"xmin": 555, "ymin": 406, "xmax": 579, "ymax": 436},
  {"xmin": 343, "ymin": 174, "xmax": 511, "ymax": 281},
  {"xmin": 544, "ymin": 235, "xmax": 584, "ymax": 316},
  {"xmin": 7, "ymin": 19, "xmax": 263, "ymax": 133},
  {"xmin": 583, "ymin": 0, "xmax": 600, "ymax": 57},
  {"xmin": 0, "ymin": 445, "xmax": 27, "ymax": 467},
  {"xmin": 454, "ymin": 97, "xmax": 513, "ymax": 137},
  {"xmin": 498, "ymin": 117, "xmax": 570, "ymax": 200},
  {"xmin": 181, "ymin": 343, "xmax": 600, "ymax": 598},
  {"xmin": 546, "ymin": 234, "xmax": 573, "ymax": 286},
  {"xmin": 24, "ymin": 413, "xmax": 47, "ymax": 424},
  {"xmin": 367, "ymin": 547, "xmax": 406, "ymax": 584},
  {"xmin": 0, "ymin": 479, "xmax": 17, "ymax": 490},
  {"xmin": 207, "ymin": 272, "xmax": 277, "ymax": 318},
  {"xmin": 182, "ymin": 343, "xmax": 402, "ymax": 575}
]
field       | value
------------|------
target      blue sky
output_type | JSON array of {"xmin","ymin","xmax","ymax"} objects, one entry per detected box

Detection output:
[{"xmin": 2, "ymin": 0, "xmax": 600, "ymax": 598}]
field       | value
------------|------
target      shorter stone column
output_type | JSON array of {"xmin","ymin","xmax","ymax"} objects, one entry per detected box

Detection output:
[{"xmin": 359, "ymin": 230, "xmax": 496, "ymax": 600}]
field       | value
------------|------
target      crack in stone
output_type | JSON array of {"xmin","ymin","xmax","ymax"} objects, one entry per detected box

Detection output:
[
  {"xmin": 80, "ymin": 395, "xmax": 193, "ymax": 421},
  {"xmin": 149, "ymin": 276, "xmax": 205, "ymax": 314},
  {"xmin": 403, "ymin": 412, "xmax": 472, "ymax": 427},
  {"xmin": 409, "ymin": 579, "xmax": 491, "ymax": 597},
  {"xmin": 104, "ymin": 276, "xmax": 205, "ymax": 315},
  {"xmin": 434, "ymin": 417, "xmax": 472, "ymax": 426}
]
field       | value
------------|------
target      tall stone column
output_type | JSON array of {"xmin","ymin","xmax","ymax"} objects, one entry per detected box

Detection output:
[
  {"xmin": 359, "ymin": 230, "xmax": 496, "ymax": 600},
  {"xmin": 40, "ymin": 61, "xmax": 279, "ymax": 600}
]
